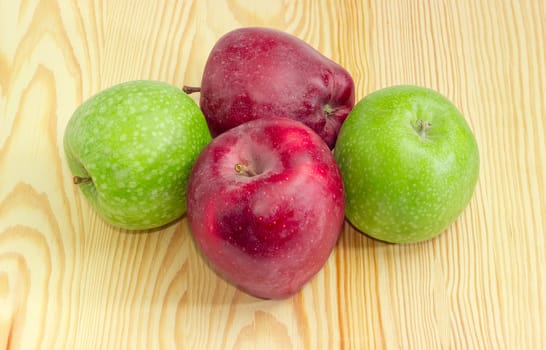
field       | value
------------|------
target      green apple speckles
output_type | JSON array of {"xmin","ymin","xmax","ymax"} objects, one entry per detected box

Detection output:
[
  {"xmin": 64, "ymin": 80, "xmax": 211, "ymax": 230},
  {"xmin": 334, "ymin": 85, "xmax": 479, "ymax": 243}
]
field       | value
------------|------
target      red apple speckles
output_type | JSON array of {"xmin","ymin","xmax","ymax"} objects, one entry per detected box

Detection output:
[
  {"xmin": 194, "ymin": 27, "xmax": 355, "ymax": 149},
  {"xmin": 187, "ymin": 117, "xmax": 345, "ymax": 299}
]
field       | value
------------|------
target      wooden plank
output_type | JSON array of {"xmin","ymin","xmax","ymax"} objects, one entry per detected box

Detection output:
[{"xmin": 0, "ymin": 0, "xmax": 544, "ymax": 348}]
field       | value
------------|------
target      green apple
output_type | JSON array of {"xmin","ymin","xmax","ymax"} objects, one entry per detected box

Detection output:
[
  {"xmin": 334, "ymin": 85, "xmax": 479, "ymax": 243},
  {"xmin": 64, "ymin": 80, "xmax": 211, "ymax": 230}
]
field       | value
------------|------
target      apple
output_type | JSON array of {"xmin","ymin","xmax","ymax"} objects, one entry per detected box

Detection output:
[
  {"xmin": 186, "ymin": 117, "xmax": 345, "ymax": 299},
  {"xmin": 334, "ymin": 85, "xmax": 479, "ymax": 243},
  {"xmin": 184, "ymin": 27, "xmax": 355, "ymax": 149},
  {"xmin": 64, "ymin": 80, "xmax": 211, "ymax": 230}
]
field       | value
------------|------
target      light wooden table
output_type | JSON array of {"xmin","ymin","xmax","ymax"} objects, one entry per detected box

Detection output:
[{"xmin": 1, "ymin": 1, "xmax": 545, "ymax": 349}]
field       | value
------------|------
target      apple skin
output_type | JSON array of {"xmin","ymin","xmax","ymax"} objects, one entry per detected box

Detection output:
[
  {"xmin": 197, "ymin": 27, "xmax": 355, "ymax": 149},
  {"xmin": 187, "ymin": 117, "xmax": 345, "ymax": 299},
  {"xmin": 334, "ymin": 85, "xmax": 479, "ymax": 243},
  {"xmin": 64, "ymin": 80, "xmax": 211, "ymax": 230}
]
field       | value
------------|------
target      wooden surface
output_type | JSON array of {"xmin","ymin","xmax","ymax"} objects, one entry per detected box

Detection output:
[{"xmin": 1, "ymin": 0, "xmax": 545, "ymax": 349}]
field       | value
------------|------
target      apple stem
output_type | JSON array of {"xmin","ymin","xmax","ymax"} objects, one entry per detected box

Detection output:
[
  {"xmin": 235, "ymin": 163, "xmax": 257, "ymax": 177},
  {"xmin": 73, "ymin": 176, "xmax": 92, "ymax": 184},
  {"xmin": 415, "ymin": 120, "xmax": 432, "ymax": 139},
  {"xmin": 323, "ymin": 104, "xmax": 334, "ymax": 118},
  {"xmin": 182, "ymin": 85, "xmax": 201, "ymax": 94}
]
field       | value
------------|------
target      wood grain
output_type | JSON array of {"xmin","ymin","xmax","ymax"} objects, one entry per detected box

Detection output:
[{"xmin": 1, "ymin": 0, "xmax": 545, "ymax": 349}]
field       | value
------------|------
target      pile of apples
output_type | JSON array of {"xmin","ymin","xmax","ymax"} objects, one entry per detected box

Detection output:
[{"xmin": 64, "ymin": 27, "xmax": 479, "ymax": 299}]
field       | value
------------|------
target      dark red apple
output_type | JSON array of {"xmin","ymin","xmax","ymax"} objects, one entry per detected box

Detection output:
[
  {"xmin": 186, "ymin": 117, "xmax": 345, "ymax": 299},
  {"xmin": 185, "ymin": 27, "xmax": 355, "ymax": 149}
]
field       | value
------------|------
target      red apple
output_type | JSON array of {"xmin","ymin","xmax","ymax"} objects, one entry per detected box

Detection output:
[
  {"xmin": 185, "ymin": 27, "xmax": 355, "ymax": 149},
  {"xmin": 186, "ymin": 117, "xmax": 345, "ymax": 299}
]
